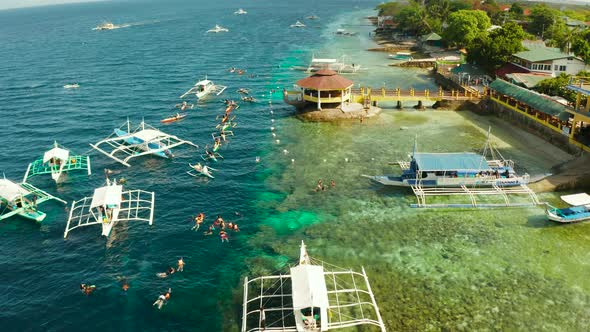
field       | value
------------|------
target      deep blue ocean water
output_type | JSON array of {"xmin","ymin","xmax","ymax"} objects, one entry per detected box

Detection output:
[{"xmin": 0, "ymin": 1, "xmax": 381, "ymax": 330}]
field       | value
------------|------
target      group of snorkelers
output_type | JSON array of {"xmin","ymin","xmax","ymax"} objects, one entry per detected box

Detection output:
[
  {"xmin": 194, "ymin": 213, "xmax": 240, "ymax": 242},
  {"xmin": 80, "ymin": 258, "xmax": 184, "ymax": 310},
  {"xmin": 314, "ymin": 179, "xmax": 336, "ymax": 192}
]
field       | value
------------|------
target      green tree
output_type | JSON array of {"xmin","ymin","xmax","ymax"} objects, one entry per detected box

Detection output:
[
  {"xmin": 528, "ymin": 5, "xmax": 558, "ymax": 37},
  {"xmin": 449, "ymin": 0, "xmax": 472, "ymax": 12},
  {"xmin": 396, "ymin": 4, "xmax": 432, "ymax": 35},
  {"xmin": 509, "ymin": 2, "xmax": 524, "ymax": 16},
  {"xmin": 376, "ymin": 2, "xmax": 400, "ymax": 17},
  {"xmin": 572, "ymin": 30, "xmax": 590, "ymax": 64},
  {"xmin": 535, "ymin": 73, "xmax": 577, "ymax": 102},
  {"xmin": 443, "ymin": 10, "xmax": 491, "ymax": 47},
  {"xmin": 426, "ymin": 0, "xmax": 451, "ymax": 21},
  {"xmin": 546, "ymin": 22, "xmax": 576, "ymax": 52},
  {"xmin": 466, "ymin": 22, "xmax": 526, "ymax": 73}
]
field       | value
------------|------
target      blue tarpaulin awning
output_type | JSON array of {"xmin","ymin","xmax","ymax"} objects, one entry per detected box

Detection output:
[{"xmin": 413, "ymin": 153, "xmax": 491, "ymax": 171}]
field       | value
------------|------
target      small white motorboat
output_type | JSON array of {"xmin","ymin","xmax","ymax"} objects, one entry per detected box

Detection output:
[
  {"xmin": 207, "ymin": 25, "xmax": 229, "ymax": 33},
  {"xmin": 546, "ymin": 193, "xmax": 590, "ymax": 223},
  {"xmin": 290, "ymin": 21, "xmax": 306, "ymax": 28},
  {"xmin": 187, "ymin": 163, "xmax": 216, "ymax": 179},
  {"xmin": 234, "ymin": 8, "xmax": 247, "ymax": 15},
  {"xmin": 180, "ymin": 78, "xmax": 227, "ymax": 100},
  {"xmin": 63, "ymin": 83, "xmax": 80, "ymax": 89},
  {"xmin": 93, "ymin": 22, "xmax": 119, "ymax": 31}
]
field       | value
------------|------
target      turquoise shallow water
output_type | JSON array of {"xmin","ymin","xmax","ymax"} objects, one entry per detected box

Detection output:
[
  {"xmin": 3, "ymin": 1, "xmax": 590, "ymax": 331},
  {"xmin": 0, "ymin": 1, "xmax": 380, "ymax": 331}
]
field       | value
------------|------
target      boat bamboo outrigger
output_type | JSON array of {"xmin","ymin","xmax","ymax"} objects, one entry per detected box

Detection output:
[
  {"xmin": 290, "ymin": 21, "xmax": 306, "ymax": 28},
  {"xmin": 0, "ymin": 177, "xmax": 66, "ymax": 222},
  {"xmin": 180, "ymin": 78, "xmax": 227, "ymax": 100},
  {"xmin": 187, "ymin": 163, "xmax": 216, "ymax": 179},
  {"xmin": 90, "ymin": 119, "xmax": 198, "ymax": 167},
  {"xmin": 241, "ymin": 241, "xmax": 386, "ymax": 332},
  {"xmin": 23, "ymin": 142, "xmax": 91, "ymax": 184},
  {"xmin": 63, "ymin": 177, "xmax": 155, "ymax": 239},
  {"xmin": 207, "ymin": 25, "xmax": 229, "ymax": 33},
  {"xmin": 363, "ymin": 129, "xmax": 540, "ymax": 208},
  {"xmin": 546, "ymin": 193, "xmax": 590, "ymax": 223}
]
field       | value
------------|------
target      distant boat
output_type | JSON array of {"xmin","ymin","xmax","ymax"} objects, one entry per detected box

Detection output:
[
  {"xmin": 291, "ymin": 54, "xmax": 362, "ymax": 73},
  {"xmin": 160, "ymin": 113, "xmax": 187, "ymax": 124},
  {"xmin": 306, "ymin": 15, "xmax": 319, "ymax": 20},
  {"xmin": 180, "ymin": 78, "xmax": 227, "ymax": 100},
  {"xmin": 546, "ymin": 193, "xmax": 590, "ymax": 223},
  {"xmin": 389, "ymin": 52, "xmax": 413, "ymax": 60},
  {"xmin": 290, "ymin": 21, "xmax": 306, "ymax": 28},
  {"xmin": 207, "ymin": 25, "xmax": 229, "ymax": 33},
  {"xmin": 93, "ymin": 22, "xmax": 119, "ymax": 31},
  {"xmin": 335, "ymin": 28, "xmax": 357, "ymax": 36},
  {"xmin": 234, "ymin": 8, "xmax": 247, "ymax": 15},
  {"xmin": 63, "ymin": 83, "xmax": 79, "ymax": 89}
]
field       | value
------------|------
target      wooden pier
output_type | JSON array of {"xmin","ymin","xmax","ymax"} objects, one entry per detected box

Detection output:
[{"xmin": 351, "ymin": 86, "xmax": 482, "ymax": 104}]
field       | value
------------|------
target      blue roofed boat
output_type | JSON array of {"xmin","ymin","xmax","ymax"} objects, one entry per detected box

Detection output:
[
  {"xmin": 364, "ymin": 129, "xmax": 529, "ymax": 188},
  {"xmin": 546, "ymin": 193, "xmax": 590, "ymax": 223}
]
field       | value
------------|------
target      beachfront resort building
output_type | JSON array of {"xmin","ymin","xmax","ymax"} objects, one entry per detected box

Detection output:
[
  {"xmin": 286, "ymin": 69, "xmax": 354, "ymax": 110},
  {"xmin": 488, "ymin": 79, "xmax": 590, "ymax": 152},
  {"xmin": 510, "ymin": 46, "xmax": 587, "ymax": 77}
]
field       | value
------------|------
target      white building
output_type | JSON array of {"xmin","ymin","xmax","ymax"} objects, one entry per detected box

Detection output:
[{"xmin": 511, "ymin": 46, "xmax": 588, "ymax": 77}]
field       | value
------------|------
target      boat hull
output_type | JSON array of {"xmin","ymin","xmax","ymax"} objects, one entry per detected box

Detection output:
[
  {"xmin": 546, "ymin": 207, "xmax": 590, "ymax": 223},
  {"xmin": 365, "ymin": 175, "xmax": 527, "ymax": 187},
  {"xmin": 19, "ymin": 209, "xmax": 46, "ymax": 222}
]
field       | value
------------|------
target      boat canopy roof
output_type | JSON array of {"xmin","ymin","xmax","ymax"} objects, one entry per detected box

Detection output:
[
  {"xmin": 561, "ymin": 193, "xmax": 590, "ymax": 206},
  {"xmin": 196, "ymin": 80, "xmax": 213, "ymax": 86},
  {"xmin": 133, "ymin": 129, "xmax": 166, "ymax": 142},
  {"xmin": 91, "ymin": 184, "xmax": 123, "ymax": 208},
  {"xmin": 0, "ymin": 179, "xmax": 30, "ymax": 201},
  {"xmin": 414, "ymin": 152, "xmax": 490, "ymax": 171},
  {"xmin": 43, "ymin": 146, "xmax": 70, "ymax": 163},
  {"xmin": 289, "ymin": 264, "xmax": 329, "ymax": 310}
]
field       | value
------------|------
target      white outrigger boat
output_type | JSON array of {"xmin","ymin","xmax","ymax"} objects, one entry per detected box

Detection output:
[
  {"xmin": 364, "ymin": 130, "xmax": 529, "ymax": 188},
  {"xmin": 90, "ymin": 119, "xmax": 198, "ymax": 167},
  {"xmin": 241, "ymin": 241, "xmax": 386, "ymax": 332},
  {"xmin": 23, "ymin": 141, "xmax": 91, "ymax": 184},
  {"xmin": 93, "ymin": 22, "xmax": 126, "ymax": 31},
  {"xmin": 207, "ymin": 25, "xmax": 229, "ymax": 33},
  {"xmin": 0, "ymin": 177, "xmax": 66, "ymax": 223},
  {"xmin": 234, "ymin": 8, "xmax": 248, "ymax": 15},
  {"xmin": 180, "ymin": 78, "xmax": 227, "ymax": 100},
  {"xmin": 290, "ymin": 21, "xmax": 306, "ymax": 28},
  {"xmin": 546, "ymin": 193, "xmax": 590, "ymax": 223},
  {"xmin": 187, "ymin": 163, "xmax": 216, "ymax": 179},
  {"xmin": 292, "ymin": 55, "xmax": 362, "ymax": 74},
  {"xmin": 64, "ymin": 177, "xmax": 155, "ymax": 239}
]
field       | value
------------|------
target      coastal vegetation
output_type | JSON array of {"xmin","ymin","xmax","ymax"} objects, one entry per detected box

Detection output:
[{"xmin": 377, "ymin": 1, "xmax": 590, "ymax": 71}]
